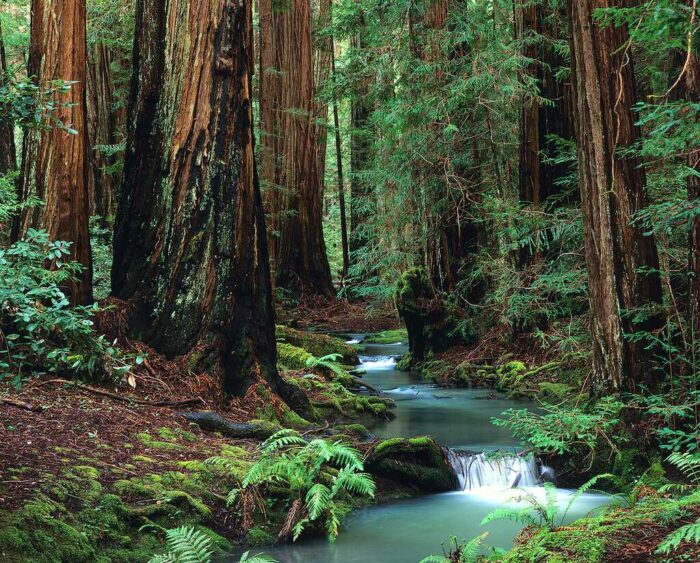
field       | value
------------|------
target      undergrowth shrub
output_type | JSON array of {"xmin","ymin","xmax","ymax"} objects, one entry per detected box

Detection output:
[
  {"xmin": 213, "ymin": 429, "xmax": 375, "ymax": 542},
  {"xmin": 0, "ymin": 228, "xmax": 130, "ymax": 386}
]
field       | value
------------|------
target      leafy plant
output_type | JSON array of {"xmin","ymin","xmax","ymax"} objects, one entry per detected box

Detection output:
[
  {"xmin": 491, "ymin": 399, "xmax": 623, "ymax": 458},
  {"xmin": 220, "ymin": 429, "xmax": 375, "ymax": 542},
  {"xmin": 147, "ymin": 526, "xmax": 277, "ymax": 563},
  {"xmin": 0, "ymin": 228, "xmax": 134, "ymax": 386},
  {"xmin": 481, "ymin": 475, "xmax": 612, "ymax": 532},
  {"xmin": 305, "ymin": 353, "xmax": 346, "ymax": 377},
  {"xmin": 419, "ymin": 533, "xmax": 490, "ymax": 563},
  {"xmin": 147, "ymin": 526, "xmax": 214, "ymax": 563}
]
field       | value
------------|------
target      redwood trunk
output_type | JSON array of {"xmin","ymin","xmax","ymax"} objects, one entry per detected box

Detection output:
[
  {"xmin": 567, "ymin": 0, "xmax": 663, "ymax": 394},
  {"xmin": 259, "ymin": 0, "xmax": 334, "ymax": 296},
  {"xmin": 112, "ymin": 0, "xmax": 295, "ymax": 401},
  {"xmin": 0, "ymin": 18, "xmax": 16, "ymax": 174},
  {"xmin": 516, "ymin": 2, "xmax": 573, "ymax": 267},
  {"xmin": 19, "ymin": 0, "xmax": 93, "ymax": 304},
  {"xmin": 86, "ymin": 42, "xmax": 121, "ymax": 220}
]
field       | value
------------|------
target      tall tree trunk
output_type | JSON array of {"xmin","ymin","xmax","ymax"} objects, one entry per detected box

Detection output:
[
  {"xmin": 112, "ymin": 0, "xmax": 301, "ymax": 404},
  {"xmin": 19, "ymin": 0, "xmax": 93, "ymax": 305},
  {"xmin": 0, "ymin": 18, "xmax": 16, "ymax": 174},
  {"xmin": 349, "ymin": 29, "xmax": 373, "ymax": 259},
  {"xmin": 670, "ymin": 1, "xmax": 700, "ymax": 341},
  {"xmin": 567, "ymin": 0, "xmax": 663, "ymax": 395},
  {"xmin": 331, "ymin": 45, "xmax": 350, "ymax": 280},
  {"xmin": 86, "ymin": 42, "xmax": 119, "ymax": 220},
  {"xmin": 516, "ymin": 1, "xmax": 573, "ymax": 267},
  {"xmin": 259, "ymin": 0, "xmax": 334, "ymax": 297}
]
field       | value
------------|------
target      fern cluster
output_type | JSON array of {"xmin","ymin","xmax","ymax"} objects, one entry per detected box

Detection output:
[{"xmin": 217, "ymin": 429, "xmax": 375, "ymax": 542}]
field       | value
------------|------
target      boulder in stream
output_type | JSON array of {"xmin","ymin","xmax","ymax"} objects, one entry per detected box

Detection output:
[{"xmin": 366, "ymin": 436, "xmax": 458, "ymax": 492}]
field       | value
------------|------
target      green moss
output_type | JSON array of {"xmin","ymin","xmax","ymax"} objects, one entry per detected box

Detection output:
[
  {"xmin": 368, "ymin": 437, "xmax": 457, "ymax": 492},
  {"xmin": 503, "ymin": 493, "xmax": 700, "ymax": 563},
  {"xmin": 136, "ymin": 432, "xmax": 184, "ymax": 452},
  {"xmin": 246, "ymin": 527, "xmax": 275, "ymax": 547},
  {"xmin": 363, "ymin": 329, "xmax": 407, "ymax": 344},
  {"xmin": 276, "ymin": 325, "xmax": 359, "ymax": 364},
  {"xmin": 0, "ymin": 497, "xmax": 96, "ymax": 562},
  {"xmin": 277, "ymin": 342, "xmax": 313, "ymax": 371}
]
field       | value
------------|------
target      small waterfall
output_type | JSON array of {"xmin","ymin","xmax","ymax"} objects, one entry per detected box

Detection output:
[
  {"xmin": 447, "ymin": 449, "xmax": 542, "ymax": 491},
  {"xmin": 359, "ymin": 356, "xmax": 398, "ymax": 370}
]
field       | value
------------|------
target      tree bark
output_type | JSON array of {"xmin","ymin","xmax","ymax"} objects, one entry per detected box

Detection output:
[
  {"xmin": 0, "ymin": 18, "xmax": 16, "ymax": 174},
  {"xmin": 86, "ymin": 42, "xmax": 121, "ymax": 220},
  {"xmin": 567, "ymin": 0, "xmax": 663, "ymax": 395},
  {"xmin": 18, "ymin": 0, "xmax": 93, "ymax": 305},
  {"xmin": 349, "ymin": 29, "xmax": 373, "ymax": 258},
  {"xmin": 112, "ymin": 0, "xmax": 295, "ymax": 402},
  {"xmin": 516, "ymin": 1, "xmax": 574, "ymax": 267},
  {"xmin": 670, "ymin": 1, "xmax": 700, "ymax": 340},
  {"xmin": 259, "ymin": 0, "xmax": 334, "ymax": 297}
]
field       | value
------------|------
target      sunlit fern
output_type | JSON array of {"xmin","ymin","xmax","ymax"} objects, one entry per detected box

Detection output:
[
  {"xmin": 222, "ymin": 429, "xmax": 375, "ymax": 542},
  {"xmin": 481, "ymin": 474, "xmax": 612, "ymax": 531}
]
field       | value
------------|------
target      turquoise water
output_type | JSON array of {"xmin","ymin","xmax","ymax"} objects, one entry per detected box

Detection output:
[{"xmin": 231, "ymin": 339, "xmax": 609, "ymax": 562}]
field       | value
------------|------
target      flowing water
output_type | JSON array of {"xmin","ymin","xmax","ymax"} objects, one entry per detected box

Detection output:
[{"xmin": 237, "ymin": 338, "xmax": 610, "ymax": 562}]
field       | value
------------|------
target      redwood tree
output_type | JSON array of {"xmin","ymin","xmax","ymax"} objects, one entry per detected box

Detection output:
[
  {"xmin": 516, "ymin": 1, "xmax": 574, "ymax": 267},
  {"xmin": 112, "ymin": 0, "xmax": 301, "ymax": 403},
  {"xmin": 567, "ymin": 0, "xmax": 663, "ymax": 394},
  {"xmin": 18, "ymin": 0, "xmax": 93, "ymax": 304},
  {"xmin": 259, "ymin": 0, "xmax": 334, "ymax": 296},
  {"xmin": 0, "ymin": 18, "xmax": 15, "ymax": 174}
]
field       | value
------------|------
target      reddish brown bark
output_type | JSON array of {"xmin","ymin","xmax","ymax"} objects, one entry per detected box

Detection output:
[
  {"xmin": 568, "ymin": 0, "xmax": 663, "ymax": 394},
  {"xmin": 19, "ymin": 0, "xmax": 93, "ymax": 305},
  {"xmin": 516, "ymin": 1, "xmax": 574, "ymax": 267},
  {"xmin": 259, "ymin": 0, "xmax": 334, "ymax": 296},
  {"xmin": 112, "ymin": 0, "xmax": 305, "ymax": 407},
  {"xmin": 86, "ymin": 42, "xmax": 122, "ymax": 220}
]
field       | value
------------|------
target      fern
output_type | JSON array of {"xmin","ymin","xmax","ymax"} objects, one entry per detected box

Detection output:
[
  {"xmin": 482, "ymin": 474, "xmax": 612, "ymax": 531},
  {"xmin": 667, "ymin": 452, "xmax": 700, "ymax": 484},
  {"xmin": 420, "ymin": 533, "xmax": 489, "ymax": 563},
  {"xmin": 656, "ymin": 517, "xmax": 700, "ymax": 554},
  {"xmin": 306, "ymin": 483, "xmax": 332, "ymax": 519},
  {"xmin": 147, "ymin": 527, "xmax": 213, "ymax": 563},
  {"xmin": 227, "ymin": 432, "xmax": 375, "ymax": 542},
  {"xmin": 238, "ymin": 551, "xmax": 278, "ymax": 563}
]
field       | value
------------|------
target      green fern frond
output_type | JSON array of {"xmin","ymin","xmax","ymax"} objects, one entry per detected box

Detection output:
[
  {"xmin": 667, "ymin": 452, "xmax": 700, "ymax": 484},
  {"xmin": 481, "ymin": 507, "xmax": 538, "ymax": 527},
  {"xmin": 292, "ymin": 517, "xmax": 310, "ymax": 541},
  {"xmin": 261, "ymin": 429, "xmax": 306, "ymax": 452},
  {"xmin": 148, "ymin": 527, "xmax": 213, "ymax": 563},
  {"xmin": 656, "ymin": 517, "xmax": 700, "ymax": 554},
  {"xmin": 332, "ymin": 467, "xmax": 376, "ymax": 498},
  {"xmin": 238, "ymin": 550, "xmax": 278, "ymax": 563},
  {"xmin": 419, "ymin": 557, "xmax": 449, "ymax": 563},
  {"xmin": 327, "ymin": 442, "xmax": 364, "ymax": 470},
  {"xmin": 460, "ymin": 532, "xmax": 489, "ymax": 563},
  {"xmin": 148, "ymin": 555, "xmax": 177, "ymax": 563},
  {"xmin": 305, "ymin": 483, "xmax": 332, "ymax": 520},
  {"xmin": 326, "ymin": 503, "xmax": 341, "ymax": 542}
]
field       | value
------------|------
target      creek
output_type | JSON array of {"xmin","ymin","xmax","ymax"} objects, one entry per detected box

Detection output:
[{"xmin": 245, "ymin": 338, "xmax": 610, "ymax": 562}]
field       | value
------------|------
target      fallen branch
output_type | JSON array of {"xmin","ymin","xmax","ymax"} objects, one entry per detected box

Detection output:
[
  {"xmin": 37, "ymin": 379, "xmax": 203, "ymax": 407},
  {"xmin": 1, "ymin": 397, "xmax": 43, "ymax": 412}
]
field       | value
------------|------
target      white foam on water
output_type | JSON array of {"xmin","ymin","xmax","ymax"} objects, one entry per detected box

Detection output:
[
  {"xmin": 359, "ymin": 356, "xmax": 398, "ymax": 370},
  {"xmin": 447, "ymin": 450, "xmax": 541, "ymax": 491},
  {"xmin": 345, "ymin": 339, "xmax": 362, "ymax": 344}
]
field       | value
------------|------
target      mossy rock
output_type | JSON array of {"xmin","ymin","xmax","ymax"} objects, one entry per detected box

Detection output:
[
  {"xmin": 276, "ymin": 325, "xmax": 359, "ymax": 364},
  {"xmin": 0, "ymin": 496, "xmax": 95, "ymax": 562},
  {"xmin": 363, "ymin": 329, "xmax": 407, "ymax": 345},
  {"xmin": 367, "ymin": 436, "xmax": 457, "ymax": 492},
  {"xmin": 277, "ymin": 342, "xmax": 313, "ymax": 371}
]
